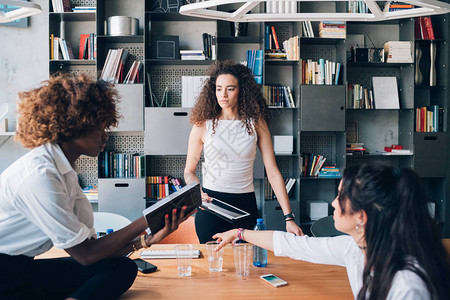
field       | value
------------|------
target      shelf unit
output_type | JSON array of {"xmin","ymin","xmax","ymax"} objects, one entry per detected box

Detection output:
[{"xmin": 47, "ymin": 1, "xmax": 449, "ymax": 237}]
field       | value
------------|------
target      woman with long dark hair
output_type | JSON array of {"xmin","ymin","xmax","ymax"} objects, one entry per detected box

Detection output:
[{"xmin": 214, "ymin": 162, "xmax": 450, "ymax": 299}]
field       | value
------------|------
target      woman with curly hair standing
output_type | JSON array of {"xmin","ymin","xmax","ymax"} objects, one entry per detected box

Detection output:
[
  {"xmin": 0, "ymin": 74, "xmax": 191, "ymax": 299},
  {"xmin": 184, "ymin": 61, "xmax": 303, "ymax": 243}
]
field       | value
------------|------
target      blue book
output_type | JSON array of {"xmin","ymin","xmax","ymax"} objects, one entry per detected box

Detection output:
[
  {"xmin": 254, "ymin": 50, "xmax": 263, "ymax": 76},
  {"xmin": 432, "ymin": 105, "xmax": 439, "ymax": 132},
  {"xmin": 335, "ymin": 63, "xmax": 341, "ymax": 85},
  {"xmin": 318, "ymin": 59, "xmax": 325, "ymax": 85},
  {"xmin": 265, "ymin": 25, "xmax": 270, "ymax": 49}
]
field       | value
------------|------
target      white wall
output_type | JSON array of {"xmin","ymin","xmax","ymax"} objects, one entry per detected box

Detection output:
[{"xmin": 0, "ymin": 1, "xmax": 48, "ymax": 172}]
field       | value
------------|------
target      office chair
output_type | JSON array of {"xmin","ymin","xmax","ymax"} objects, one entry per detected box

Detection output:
[
  {"xmin": 310, "ymin": 215, "xmax": 346, "ymax": 237},
  {"xmin": 93, "ymin": 212, "xmax": 132, "ymax": 233}
]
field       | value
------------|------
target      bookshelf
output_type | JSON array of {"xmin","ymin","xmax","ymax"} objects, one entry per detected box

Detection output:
[{"xmin": 46, "ymin": 1, "xmax": 450, "ymax": 237}]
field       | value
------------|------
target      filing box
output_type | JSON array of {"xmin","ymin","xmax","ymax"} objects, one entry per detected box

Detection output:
[
  {"xmin": 307, "ymin": 201, "xmax": 329, "ymax": 220},
  {"xmin": 264, "ymin": 200, "xmax": 300, "ymax": 231},
  {"xmin": 98, "ymin": 178, "xmax": 146, "ymax": 221},
  {"xmin": 273, "ymin": 135, "xmax": 293, "ymax": 154}
]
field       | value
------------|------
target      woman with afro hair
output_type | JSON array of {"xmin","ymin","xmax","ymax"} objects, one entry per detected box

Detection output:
[
  {"xmin": 0, "ymin": 74, "xmax": 191, "ymax": 299},
  {"xmin": 184, "ymin": 60, "xmax": 303, "ymax": 243}
]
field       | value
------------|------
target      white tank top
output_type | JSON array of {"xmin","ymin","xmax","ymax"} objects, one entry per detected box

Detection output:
[{"xmin": 202, "ymin": 119, "xmax": 257, "ymax": 193}]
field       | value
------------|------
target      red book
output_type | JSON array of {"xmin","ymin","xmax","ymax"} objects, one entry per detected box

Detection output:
[
  {"xmin": 79, "ymin": 34, "xmax": 90, "ymax": 59},
  {"xmin": 271, "ymin": 26, "xmax": 280, "ymax": 50},
  {"xmin": 424, "ymin": 17, "xmax": 435, "ymax": 40},
  {"xmin": 419, "ymin": 17, "xmax": 429, "ymax": 39}
]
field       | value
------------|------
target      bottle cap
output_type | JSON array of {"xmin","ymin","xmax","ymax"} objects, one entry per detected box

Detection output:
[
  {"xmin": 257, "ymin": 218, "xmax": 264, "ymax": 224},
  {"xmin": 106, "ymin": 228, "xmax": 114, "ymax": 234}
]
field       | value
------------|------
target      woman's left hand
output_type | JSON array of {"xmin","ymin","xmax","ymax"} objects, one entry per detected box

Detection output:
[
  {"xmin": 144, "ymin": 206, "xmax": 196, "ymax": 247},
  {"xmin": 286, "ymin": 221, "xmax": 304, "ymax": 236}
]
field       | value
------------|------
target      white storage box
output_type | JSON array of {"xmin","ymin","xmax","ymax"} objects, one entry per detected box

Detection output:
[
  {"xmin": 307, "ymin": 200, "xmax": 329, "ymax": 220},
  {"xmin": 273, "ymin": 135, "xmax": 293, "ymax": 154}
]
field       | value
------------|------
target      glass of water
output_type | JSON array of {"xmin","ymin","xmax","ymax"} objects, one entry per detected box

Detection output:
[
  {"xmin": 206, "ymin": 241, "xmax": 223, "ymax": 272},
  {"xmin": 174, "ymin": 244, "xmax": 193, "ymax": 276}
]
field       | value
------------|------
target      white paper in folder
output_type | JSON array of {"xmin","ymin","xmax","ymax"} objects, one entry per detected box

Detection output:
[
  {"xmin": 181, "ymin": 76, "xmax": 209, "ymax": 108},
  {"xmin": 372, "ymin": 76, "xmax": 400, "ymax": 109}
]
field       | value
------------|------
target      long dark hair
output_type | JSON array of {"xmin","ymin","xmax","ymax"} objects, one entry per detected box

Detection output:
[
  {"xmin": 339, "ymin": 162, "xmax": 450, "ymax": 299},
  {"xmin": 189, "ymin": 60, "xmax": 270, "ymax": 135}
]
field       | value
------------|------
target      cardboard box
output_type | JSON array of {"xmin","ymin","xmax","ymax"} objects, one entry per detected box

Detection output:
[
  {"xmin": 273, "ymin": 135, "xmax": 293, "ymax": 154},
  {"xmin": 307, "ymin": 201, "xmax": 329, "ymax": 220}
]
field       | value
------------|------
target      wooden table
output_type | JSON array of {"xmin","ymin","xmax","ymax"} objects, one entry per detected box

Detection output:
[
  {"xmin": 124, "ymin": 244, "xmax": 353, "ymax": 300},
  {"xmin": 38, "ymin": 244, "xmax": 352, "ymax": 299},
  {"xmin": 37, "ymin": 240, "xmax": 450, "ymax": 299}
]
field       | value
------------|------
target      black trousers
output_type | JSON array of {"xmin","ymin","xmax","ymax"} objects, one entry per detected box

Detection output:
[
  {"xmin": 195, "ymin": 188, "xmax": 259, "ymax": 243},
  {"xmin": 0, "ymin": 252, "xmax": 137, "ymax": 300}
]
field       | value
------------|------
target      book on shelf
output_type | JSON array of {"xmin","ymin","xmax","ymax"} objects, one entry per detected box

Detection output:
[
  {"xmin": 416, "ymin": 105, "xmax": 442, "ymax": 132},
  {"xmin": 146, "ymin": 176, "xmax": 183, "ymax": 200},
  {"xmin": 302, "ymin": 21, "xmax": 314, "ymax": 38},
  {"xmin": 143, "ymin": 182, "xmax": 202, "ymax": 234},
  {"xmin": 201, "ymin": 198, "xmax": 250, "ymax": 222},
  {"xmin": 372, "ymin": 76, "xmax": 400, "ymax": 109},
  {"xmin": 72, "ymin": 6, "xmax": 96, "ymax": 12},
  {"xmin": 383, "ymin": 41, "xmax": 413, "ymax": 63},
  {"xmin": 271, "ymin": 26, "xmax": 280, "ymax": 49},
  {"xmin": 82, "ymin": 186, "xmax": 98, "ymax": 202}
]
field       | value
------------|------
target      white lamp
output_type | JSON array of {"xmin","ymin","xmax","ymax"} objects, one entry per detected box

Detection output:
[
  {"xmin": 0, "ymin": 0, "xmax": 42, "ymax": 23},
  {"xmin": 180, "ymin": 0, "xmax": 450, "ymax": 22}
]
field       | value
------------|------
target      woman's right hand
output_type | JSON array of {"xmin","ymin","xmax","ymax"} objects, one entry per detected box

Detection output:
[
  {"xmin": 201, "ymin": 190, "xmax": 213, "ymax": 203},
  {"xmin": 212, "ymin": 229, "xmax": 239, "ymax": 251}
]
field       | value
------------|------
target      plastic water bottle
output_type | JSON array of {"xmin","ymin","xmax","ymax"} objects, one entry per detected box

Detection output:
[{"xmin": 253, "ymin": 218, "xmax": 268, "ymax": 267}]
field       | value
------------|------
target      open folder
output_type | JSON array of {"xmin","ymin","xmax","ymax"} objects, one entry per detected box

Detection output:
[{"xmin": 201, "ymin": 198, "xmax": 250, "ymax": 223}]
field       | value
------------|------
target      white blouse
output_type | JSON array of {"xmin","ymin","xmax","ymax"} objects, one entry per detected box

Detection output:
[
  {"xmin": 202, "ymin": 119, "xmax": 257, "ymax": 193},
  {"xmin": 272, "ymin": 232, "xmax": 431, "ymax": 299},
  {"xmin": 0, "ymin": 143, "xmax": 96, "ymax": 257}
]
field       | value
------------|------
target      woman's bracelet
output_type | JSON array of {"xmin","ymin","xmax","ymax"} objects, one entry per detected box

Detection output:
[
  {"xmin": 140, "ymin": 234, "xmax": 149, "ymax": 248},
  {"xmin": 237, "ymin": 228, "xmax": 245, "ymax": 241}
]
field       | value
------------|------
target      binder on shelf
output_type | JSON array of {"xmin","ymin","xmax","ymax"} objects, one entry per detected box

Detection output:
[{"xmin": 372, "ymin": 77, "xmax": 400, "ymax": 109}]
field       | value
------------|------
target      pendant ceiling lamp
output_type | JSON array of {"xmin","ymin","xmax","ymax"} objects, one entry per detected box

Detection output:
[
  {"xmin": 179, "ymin": 0, "xmax": 450, "ymax": 22},
  {"xmin": 0, "ymin": 0, "xmax": 42, "ymax": 23}
]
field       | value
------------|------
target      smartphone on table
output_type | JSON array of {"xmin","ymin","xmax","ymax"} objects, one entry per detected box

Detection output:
[
  {"xmin": 133, "ymin": 258, "xmax": 157, "ymax": 274},
  {"xmin": 260, "ymin": 274, "xmax": 288, "ymax": 288}
]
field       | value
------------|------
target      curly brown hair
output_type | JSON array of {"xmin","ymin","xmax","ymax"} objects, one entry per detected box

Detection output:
[
  {"xmin": 190, "ymin": 60, "xmax": 270, "ymax": 135},
  {"xmin": 16, "ymin": 73, "xmax": 120, "ymax": 149}
]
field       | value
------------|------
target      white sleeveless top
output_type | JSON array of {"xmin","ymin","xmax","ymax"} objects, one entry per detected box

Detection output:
[{"xmin": 202, "ymin": 119, "xmax": 257, "ymax": 193}]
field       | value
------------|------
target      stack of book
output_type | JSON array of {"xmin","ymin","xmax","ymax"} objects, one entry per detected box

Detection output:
[
  {"xmin": 301, "ymin": 58, "xmax": 342, "ymax": 85},
  {"xmin": 265, "ymin": 177, "xmax": 296, "ymax": 200},
  {"xmin": 416, "ymin": 105, "xmax": 443, "ymax": 132},
  {"xmin": 98, "ymin": 151, "xmax": 145, "ymax": 178},
  {"xmin": 180, "ymin": 50, "xmax": 205, "ymax": 60},
  {"xmin": 79, "ymin": 33, "xmax": 96, "ymax": 60},
  {"xmin": 50, "ymin": 36, "xmax": 74, "ymax": 60},
  {"xmin": 383, "ymin": 1, "xmax": 414, "ymax": 12},
  {"xmin": 282, "ymin": 36, "xmax": 300, "ymax": 60},
  {"xmin": 72, "ymin": 6, "xmax": 96, "ymax": 13},
  {"xmin": 263, "ymin": 85, "xmax": 295, "ymax": 108},
  {"xmin": 265, "ymin": 1, "xmax": 297, "ymax": 13},
  {"xmin": 301, "ymin": 154, "xmax": 327, "ymax": 177},
  {"xmin": 302, "ymin": 21, "xmax": 314, "ymax": 37},
  {"xmin": 416, "ymin": 16, "xmax": 435, "ymax": 40},
  {"xmin": 319, "ymin": 21, "xmax": 346, "ymax": 39},
  {"xmin": 383, "ymin": 41, "xmax": 413, "ymax": 63},
  {"xmin": 123, "ymin": 61, "xmax": 142, "ymax": 84},
  {"xmin": 51, "ymin": 0, "xmax": 71, "ymax": 12},
  {"xmin": 346, "ymin": 143, "xmax": 366, "ymax": 155},
  {"xmin": 246, "ymin": 50, "xmax": 263, "ymax": 84},
  {"xmin": 99, "ymin": 48, "xmax": 129, "ymax": 83},
  {"xmin": 146, "ymin": 176, "xmax": 184, "ymax": 200},
  {"xmin": 347, "ymin": 83, "xmax": 374, "ymax": 109},
  {"xmin": 318, "ymin": 166, "xmax": 341, "ymax": 178},
  {"xmin": 347, "ymin": 1, "xmax": 369, "ymax": 13},
  {"xmin": 202, "ymin": 33, "xmax": 216, "ymax": 60}
]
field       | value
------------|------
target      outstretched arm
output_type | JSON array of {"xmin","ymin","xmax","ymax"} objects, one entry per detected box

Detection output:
[
  {"xmin": 213, "ymin": 229, "xmax": 275, "ymax": 252},
  {"xmin": 256, "ymin": 121, "xmax": 303, "ymax": 236},
  {"xmin": 184, "ymin": 123, "xmax": 211, "ymax": 201}
]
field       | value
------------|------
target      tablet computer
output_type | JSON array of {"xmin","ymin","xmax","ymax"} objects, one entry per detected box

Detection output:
[{"xmin": 201, "ymin": 197, "xmax": 250, "ymax": 222}]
